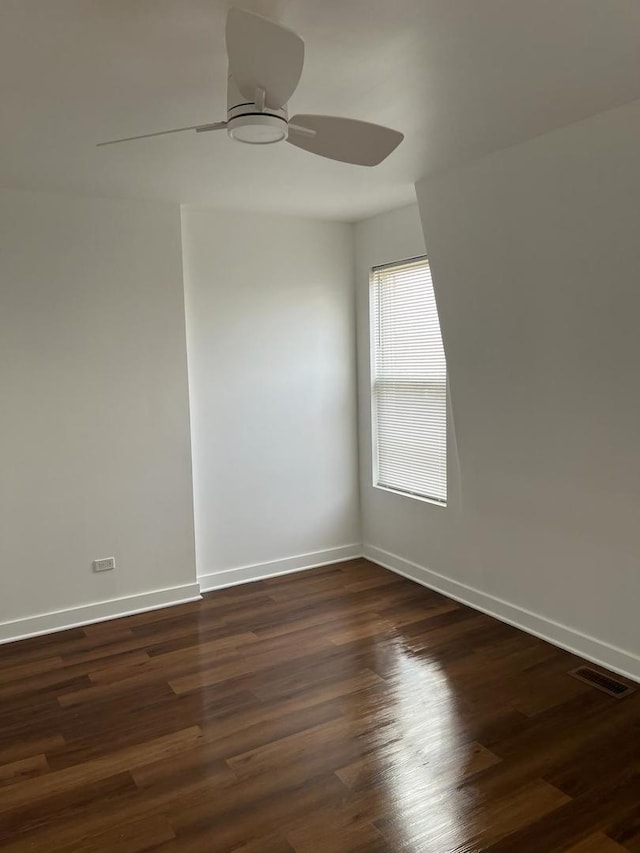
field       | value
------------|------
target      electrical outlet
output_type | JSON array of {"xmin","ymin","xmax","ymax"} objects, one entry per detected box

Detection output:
[{"xmin": 93, "ymin": 557, "xmax": 115, "ymax": 573}]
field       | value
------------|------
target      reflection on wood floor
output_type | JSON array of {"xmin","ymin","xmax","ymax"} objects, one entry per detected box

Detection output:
[{"xmin": 0, "ymin": 558, "xmax": 639, "ymax": 851}]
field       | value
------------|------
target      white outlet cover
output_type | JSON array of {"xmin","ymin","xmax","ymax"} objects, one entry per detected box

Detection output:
[{"xmin": 93, "ymin": 557, "xmax": 115, "ymax": 572}]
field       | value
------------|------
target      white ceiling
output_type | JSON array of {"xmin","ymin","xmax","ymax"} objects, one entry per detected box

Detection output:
[{"xmin": 2, "ymin": 0, "xmax": 640, "ymax": 221}]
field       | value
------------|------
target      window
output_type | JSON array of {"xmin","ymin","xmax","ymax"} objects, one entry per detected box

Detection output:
[{"xmin": 370, "ymin": 256, "xmax": 447, "ymax": 504}]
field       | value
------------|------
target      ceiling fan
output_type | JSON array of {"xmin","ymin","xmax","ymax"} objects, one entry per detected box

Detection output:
[{"xmin": 98, "ymin": 8, "xmax": 403, "ymax": 167}]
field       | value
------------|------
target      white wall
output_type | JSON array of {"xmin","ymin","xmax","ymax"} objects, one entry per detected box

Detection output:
[
  {"xmin": 357, "ymin": 101, "xmax": 640, "ymax": 679},
  {"xmin": 0, "ymin": 189, "xmax": 198, "ymax": 639},
  {"xmin": 182, "ymin": 208, "xmax": 360, "ymax": 588}
]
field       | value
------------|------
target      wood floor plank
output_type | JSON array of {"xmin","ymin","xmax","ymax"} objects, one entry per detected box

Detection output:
[
  {"xmin": 0, "ymin": 656, "xmax": 64, "ymax": 686},
  {"xmin": 566, "ymin": 833, "xmax": 628, "ymax": 852},
  {"xmin": 286, "ymin": 819, "xmax": 387, "ymax": 853},
  {"xmin": 1, "ymin": 559, "xmax": 639, "ymax": 851},
  {"xmin": 483, "ymin": 774, "xmax": 640, "ymax": 852},
  {"xmin": 0, "ymin": 754, "xmax": 49, "ymax": 787},
  {"xmin": 0, "ymin": 727, "xmax": 203, "ymax": 813},
  {"xmin": 0, "ymin": 735, "xmax": 65, "ymax": 767},
  {"xmin": 151, "ymin": 829, "xmax": 295, "ymax": 853},
  {"xmin": 3, "ymin": 812, "xmax": 175, "ymax": 853},
  {"xmin": 605, "ymin": 806, "xmax": 640, "ymax": 852},
  {"xmin": 0, "ymin": 772, "xmax": 139, "ymax": 847}
]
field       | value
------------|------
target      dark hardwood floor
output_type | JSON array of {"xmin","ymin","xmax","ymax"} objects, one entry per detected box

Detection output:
[{"xmin": 0, "ymin": 558, "xmax": 639, "ymax": 852}]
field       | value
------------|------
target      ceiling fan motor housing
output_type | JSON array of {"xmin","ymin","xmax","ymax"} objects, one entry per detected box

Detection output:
[{"xmin": 226, "ymin": 75, "xmax": 288, "ymax": 144}]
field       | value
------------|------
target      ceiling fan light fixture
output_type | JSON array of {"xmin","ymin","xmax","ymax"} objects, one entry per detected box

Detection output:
[
  {"xmin": 97, "ymin": 9, "xmax": 403, "ymax": 165},
  {"xmin": 227, "ymin": 114, "xmax": 288, "ymax": 145}
]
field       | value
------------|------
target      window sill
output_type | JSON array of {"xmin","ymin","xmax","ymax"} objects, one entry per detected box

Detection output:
[{"xmin": 373, "ymin": 483, "xmax": 447, "ymax": 508}]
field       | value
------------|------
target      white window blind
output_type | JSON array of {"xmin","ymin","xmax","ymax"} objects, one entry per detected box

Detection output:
[{"xmin": 370, "ymin": 256, "xmax": 447, "ymax": 504}]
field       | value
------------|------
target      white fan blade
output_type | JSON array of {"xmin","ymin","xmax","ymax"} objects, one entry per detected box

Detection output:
[
  {"xmin": 226, "ymin": 8, "xmax": 304, "ymax": 110},
  {"xmin": 97, "ymin": 122, "xmax": 226, "ymax": 147},
  {"xmin": 287, "ymin": 115, "xmax": 403, "ymax": 166},
  {"xmin": 195, "ymin": 122, "xmax": 228, "ymax": 134}
]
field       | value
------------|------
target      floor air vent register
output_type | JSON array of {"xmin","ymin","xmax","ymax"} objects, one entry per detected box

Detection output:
[{"xmin": 569, "ymin": 666, "xmax": 636, "ymax": 699}]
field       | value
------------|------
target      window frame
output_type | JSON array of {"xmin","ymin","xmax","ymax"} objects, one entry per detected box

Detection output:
[{"xmin": 369, "ymin": 254, "xmax": 448, "ymax": 508}]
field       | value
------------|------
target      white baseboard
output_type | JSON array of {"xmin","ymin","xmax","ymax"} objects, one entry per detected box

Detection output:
[
  {"xmin": 14, "ymin": 539, "xmax": 634, "ymax": 684},
  {"xmin": 0, "ymin": 583, "xmax": 202, "ymax": 646},
  {"xmin": 364, "ymin": 544, "xmax": 640, "ymax": 684},
  {"xmin": 198, "ymin": 544, "xmax": 363, "ymax": 592}
]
